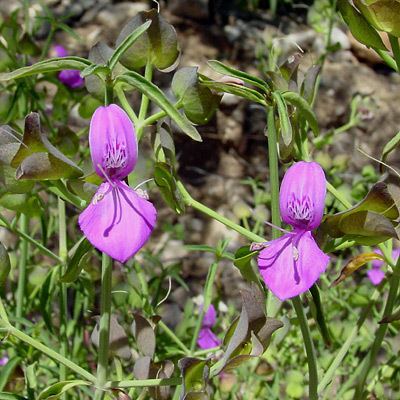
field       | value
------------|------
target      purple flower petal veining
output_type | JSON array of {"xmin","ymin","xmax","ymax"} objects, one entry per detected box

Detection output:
[
  {"xmin": 257, "ymin": 161, "xmax": 330, "ymax": 300},
  {"xmin": 79, "ymin": 104, "xmax": 156, "ymax": 262}
]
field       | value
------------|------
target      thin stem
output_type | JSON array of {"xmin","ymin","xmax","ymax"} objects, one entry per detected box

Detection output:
[
  {"xmin": 389, "ymin": 34, "xmax": 400, "ymax": 72},
  {"xmin": 0, "ymin": 217, "xmax": 62, "ymax": 263},
  {"xmin": 190, "ymin": 261, "xmax": 219, "ymax": 353},
  {"xmin": 292, "ymin": 296, "xmax": 318, "ymax": 400},
  {"xmin": 138, "ymin": 100, "xmax": 183, "ymax": 129},
  {"xmin": 158, "ymin": 320, "xmax": 190, "ymax": 354},
  {"xmin": 318, "ymin": 289, "xmax": 379, "ymax": 395},
  {"xmin": 137, "ymin": 60, "xmax": 153, "ymax": 140},
  {"xmin": 104, "ymin": 78, "xmax": 114, "ymax": 106},
  {"xmin": 353, "ymin": 257, "xmax": 400, "ymax": 398},
  {"xmin": 58, "ymin": 198, "xmax": 68, "ymax": 398},
  {"xmin": 0, "ymin": 322, "xmax": 96, "ymax": 382},
  {"xmin": 115, "ymin": 85, "xmax": 139, "ymax": 126},
  {"xmin": 266, "ymin": 108, "xmax": 280, "ymax": 240},
  {"xmin": 94, "ymin": 254, "xmax": 113, "ymax": 400},
  {"xmin": 105, "ymin": 377, "xmax": 181, "ymax": 389},
  {"xmin": 326, "ymin": 182, "xmax": 352, "ymax": 208},
  {"xmin": 16, "ymin": 214, "xmax": 29, "ymax": 329},
  {"xmin": 176, "ymin": 181, "xmax": 265, "ymax": 243}
]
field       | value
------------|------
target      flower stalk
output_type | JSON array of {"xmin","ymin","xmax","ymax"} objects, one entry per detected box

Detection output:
[{"xmin": 94, "ymin": 253, "xmax": 113, "ymax": 400}]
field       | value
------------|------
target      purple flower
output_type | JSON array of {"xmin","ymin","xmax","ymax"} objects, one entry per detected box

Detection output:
[
  {"xmin": 53, "ymin": 44, "xmax": 84, "ymax": 89},
  {"xmin": 367, "ymin": 248, "xmax": 400, "ymax": 285},
  {"xmin": 0, "ymin": 355, "xmax": 8, "ymax": 366},
  {"xmin": 257, "ymin": 161, "xmax": 330, "ymax": 301},
  {"xmin": 197, "ymin": 305, "xmax": 221, "ymax": 350},
  {"xmin": 79, "ymin": 104, "xmax": 157, "ymax": 263}
]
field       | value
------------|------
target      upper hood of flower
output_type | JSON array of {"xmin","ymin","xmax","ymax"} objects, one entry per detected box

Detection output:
[
  {"xmin": 89, "ymin": 104, "xmax": 138, "ymax": 181},
  {"xmin": 279, "ymin": 161, "xmax": 327, "ymax": 231}
]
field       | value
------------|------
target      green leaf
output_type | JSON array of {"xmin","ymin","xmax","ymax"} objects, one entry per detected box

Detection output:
[
  {"xmin": 282, "ymin": 91, "xmax": 319, "ymax": 136},
  {"xmin": 300, "ymin": 65, "xmax": 321, "ymax": 104},
  {"xmin": 215, "ymin": 284, "xmax": 283, "ymax": 374},
  {"xmin": 380, "ymin": 130, "xmax": 400, "ymax": 170},
  {"xmin": 154, "ymin": 162, "xmax": 185, "ymax": 214},
  {"xmin": 109, "ymin": 20, "xmax": 152, "ymax": 70},
  {"xmin": 151, "ymin": 122, "xmax": 176, "ymax": 164},
  {"xmin": 78, "ymin": 95, "xmax": 103, "ymax": 119},
  {"xmin": 0, "ymin": 357, "xmax": 21, "ymax": 391},
  {"xmin": 0, "ymin": 57, "xmax": 91, "ymax": 81},
  {"xmin": 207, "ymin": 60, "xmax": 269, "ymax": 92},
  {"xmin": 172, "ymin": 67, "xmax": 221, "ymax": 124},
  {"xmin": 0, "ymin": 242, "xmax": 11, "ymax": 291},
  {"xmin": 37, "ymin": 380, "xmax": 90, "ymax": 400},
  {"xmin": 320, "ymin": 182, "xmax": 399, "ymax": 245},
  {"xmin": 337, "ymin": 0, "xmax": 387, "ymax": 50},
  {"xmin": 60, "ymin": 238, "xmax": 92, "ymax": 283},
  {"xmin": 200, "ymin": 77, "xmax": 267, "ymax": 105},
  {"xmin": 116, "ymin": 9, "xmax": 180, "ymax": 71},
  {"xmin": 273, "ymin": 92, "xmax": 293, "ymax": 146},
  {"xmin": 178, "ymin": 357, "xmax": 210, "ymax": 400},
  {"xmin": 131, "ymin": 313, "xmax": 156, "ymax": 358},
  {"xmin": 233, "ymin": 246, "xmax": 261, "ymax": 284},
  {"xmin": 11, "ymin": 113, "xmax": 83, "ymax": 180},
  {"xmin": 85, "ymin": 42, "xmax": 114, "ymax": 99},
  {"xmin": 0, "ymin": 193, "xmax": 41, "ymax": 216},
  {"xmin": 117, "ymin": 72, "xmax": 201, "ymax": 141},
  {"xmin": 0, "ymin": 393, "xmax": 28, "ymax": 400}
]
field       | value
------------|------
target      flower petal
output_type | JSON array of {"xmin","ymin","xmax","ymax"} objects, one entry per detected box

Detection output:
[
  {"xmin": 258, "ymin": 232, "xmax": 329, "ymax": 301},
  {"xmin": 367, "ymin": 267, "xmax": 385, "ymax": 285},
  {"xmin": 89, "ymin": 104, "xmax": 138, "ymax": 180},
  {"xmin": 58, "ymin": 70, "xmax": 84, "ymax": 89},
  {"xmin": 197, "ymin": 328, "xmax": 221, "ymax": 350},
  {"xmin": 79, "ymin": 181, "xmax": 156, "ymax": 263},
  {"xmin": 279, "ymin": 161, "xmax": 326, "ymax": 230},
  {"xmin": 202, "ymin": 304, "xmax": 217, "ymax": 328}
]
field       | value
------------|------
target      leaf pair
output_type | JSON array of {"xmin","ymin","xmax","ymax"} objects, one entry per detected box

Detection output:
[{"xmin": 320, "ymin": 182, "xmax": 399, "ymax": 246}]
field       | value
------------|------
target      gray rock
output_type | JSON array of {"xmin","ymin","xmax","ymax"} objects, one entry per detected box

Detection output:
[{"xmin": 169, "ymin": 0, "xmax": 209, "ymax": 20}]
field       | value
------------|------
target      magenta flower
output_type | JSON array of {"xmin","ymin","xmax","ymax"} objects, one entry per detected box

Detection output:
[
  {"xmin": 0, "ymin": 355, "xmax": 8, "ymax": 366},
  {"xmin": 368, "ymin": 248, "xmax": 400, "ymax": 285},
  {"xmin": 197, "ymin": 304, "xmax": 221, "ymax": 350},
  {"xmin": 79, "ymin": 104, "xmax": 157, "ymax": 263},
  {"xmin": 257, "ymin": 161, "xmax": 330, "ymax": 301},
  {"xmin": 54, "ymin": 45, "xmax": 84, "ymax": 89}
]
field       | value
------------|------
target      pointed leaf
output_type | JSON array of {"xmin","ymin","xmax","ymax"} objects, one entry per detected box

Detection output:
[
  {"xmin": 0, "ymin": 57, "xmax": 91, "ymax": 81},
  {"xmin": 282, "ymin": 91, "xmax": 319, "ymax": 136},
  {"xmin": 11, "ymin": 113, "xmax": 82, "ymax": 180},
  {"xmin": 131, "ymin": 313, "xmax": 156, "ymax": 357},
  {"xmin": 37, "ymin": 380, "xmax": 90, "ymax": 400},
  {"xmin": 337, "ymin": 0, "xmax": 387, "ymax": 50},
  {"xmin": 60, "ymin": 238, "xmax": 92, "ymax": 283},
  {"xmin": 0, "ymin": 242, "xmax": 11, "ymax": 290},
  {"xmin": 207, "ymin": 60, "xmax": 269, "ymax": 92},
  {"xmin": 178, "ymin": 357, "xmax": 210, "ymax": 400},
  {"xmin": 116, "ymin": 9, "xmax": 180, "ymax": 71},
  {"xmin": 332, "ymin": 252, "xmax": 384, "ymax": 286},
  {"xmin": 117, "ymin": 72, "xmax": 201, "ymax": 141},
  {"xmin": 273, "ymin": 92, "xmax": 293, "ymax": 146}
]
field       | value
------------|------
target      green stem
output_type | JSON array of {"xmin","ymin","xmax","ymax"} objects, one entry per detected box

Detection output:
[
  {"xmin": 389, "ymin": 34, "xmax": 400, "ymax": 72},
  {"xmin": 353, "ymin": 257, "xmax": 400, "ymax": 398},
  {"xmin": 16, "ymin": 214, "xmax": 29, "ymax": 329},
  {"xmin": 158, "ymin": 320, "xmax": 190, "ymax": 354},
  {"xmin": 105, "ymin": 377, "xmax": 181, "ymax": 389},
  {"xmin": 190, "ymin": 261, "xmax": 219, "ymax": 353},
  {"xmin": 292, "ymin": 296, "xmax": 318, "ymax": 400},
  {"xmin": 318, "ymin": 289, "xmax": 379, "ymax": 395},
  {"xmin": 0, "ymin": 217, "xmax": 62, "ymax": 263},
  {"xmin": 0, "ymin": 322, "xmax": 95, "ymax": 382},
  {"xmin": 326, "ymin": 182, "xmax": 352, "ymax": 208},
  {"xmin": 177, "ymin": 181, "xmax": 264, "ymax": 243},
  {"xmin": 138, "ymin": 100, "xmax": 183, "ymax": 129},
  {"xmin": 104, "ymin": 79, "xmax": 114, "ymax": 106},
  {"xmin": 94, "ymin": 254, "xmax": 113, "ymax": 400},
  {"xmin": 374, "ymin": 49, "xmax": 398, "ymax": 72},
  {"xmin": 137, "ymin": 61, "xmax": 153, "ymax": 140},
  {"xmin": 266, "ymin": 108, "xmax": 280, "ymax": 240},
  {"xmin": 58, "ymin": 198, "xmax": 68, "ymax": 398},
  {"xmin": 115, "ymin": 85, "xmax": 139, "ymax": 126}
]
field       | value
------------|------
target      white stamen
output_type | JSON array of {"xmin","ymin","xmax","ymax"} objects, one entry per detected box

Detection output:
[
  {"xmin": 264, "ymin": 220, "xmax": 292, "ymax": 234},
  {"xmin": 134, "ymin": 178, "xmax": 154, "ymax": 190}
]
